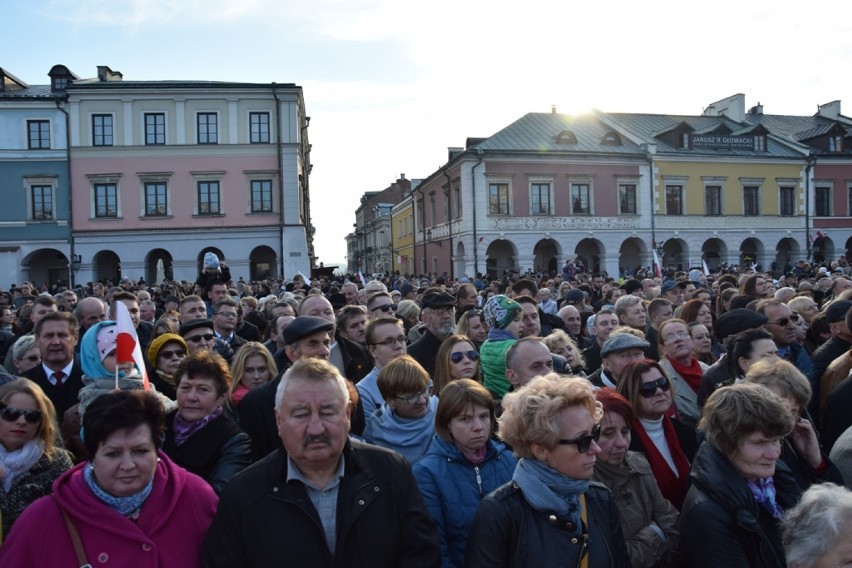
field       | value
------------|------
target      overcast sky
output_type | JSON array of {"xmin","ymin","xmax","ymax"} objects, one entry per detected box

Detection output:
[{"xmin": 7, "ymin": 0, "xmax": 852, "ymax": 268}]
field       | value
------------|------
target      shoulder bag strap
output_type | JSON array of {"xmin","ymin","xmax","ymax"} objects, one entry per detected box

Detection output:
[
  {"xmin": 579, "ymin": 494, "xmax": 589, "ymax": 568},
  {"xmin": 55, "ymin": 497, "xmax": 92, "ymax": 568}
]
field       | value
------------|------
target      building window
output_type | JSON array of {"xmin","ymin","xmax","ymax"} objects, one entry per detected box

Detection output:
[
  {"xmin": 250, "ymin": 180, "xmax": 273, "ymax": 213},
  {"xmin": 250, "ymin": 112, "xmax": 270, "ymax": 143},
  {"xmin": 489, "ymin": 183, "xmax": 509, "ymax": 215},
  {"xmin": 619, "ymin": 184, "xmax": 636, "ymax": 214},
  {"xmin": 197, "ymin": 181, "xmax": 221, "ymax": 215},
  {"xmin": 815, "ymin": 186, "xmax": 832, "ymax": 216},
  {"xmin": 197, "ymin": 113, "xmax": 218, "ymax": 144},
  {"xmin": 27, "ymin": 120, "xmax": 50, "ymax": 149},
  {"xmin": 743, "ymin": 186, "xmax": 760, "ymax": 216},
  {"xmin": 530, "ymin": 182, "xmax": 551, "ymax": 215},
  {"xmin": 780, "ymin": 187, "xmax": 796, "ymax": 216},
  {"xmin": 754, "ymin": 135, "xmax": 766, "ymax": 151},
  {"xmin": 144, "ymin": 113, "xmax": 165, "ymax": 145},
  {"xmin": 454, "ymin": 185, "xmax": 462, "ymax": 219},
  {"xmin": 665, "ymin": 185, "xmax": 683, "ymax": 215},
  {"xmin": 94, "ymin": 183, "xmax": 118, "ymax": 218},
  {"xmin": 678, "ymin": 133, "xmax": 690, "ymax": 149},
  {"xmin": 92, "ymin": 115, "xmax": 113, "ymax": 146},
  {"xmin": 705, "ymin": 185, "xmax": 722, "ymax": 216},
  {"xmin": 31, "ymin": 185, "xmax": 53, "ymax": 220},
  {"xmin": 571, "ymin": 184, "xmax": 591, "ymax": 215},
  {"xmin": 829, "ymin": 135, "xmax": 844, "ymax": 153},
  {"xmin": 144, "ymin": 183, "xmax": 168, "ymax": 216}
]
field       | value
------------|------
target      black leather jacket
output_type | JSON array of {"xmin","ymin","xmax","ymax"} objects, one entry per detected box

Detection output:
[
  {"xmin": 465, "ymin": 480, "xmax": 631, "ymax": 567},
  {"xmin": 680, "ymin": 443, "xmax": 802, "ymax": 568}
]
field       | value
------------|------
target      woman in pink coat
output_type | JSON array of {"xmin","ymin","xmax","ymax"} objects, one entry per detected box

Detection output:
[{"xmin": 0, "ymin": 390, "xmax": 217, "ymax": 567}]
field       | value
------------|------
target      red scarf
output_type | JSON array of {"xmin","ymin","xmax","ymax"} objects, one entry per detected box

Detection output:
[
  {"xmin": 632, "ymin": 416, "xmax": 690, "ymax": 509},
  {"xmin": 668, "ymin": 356, "xmax": 703, "ymax": 393}
]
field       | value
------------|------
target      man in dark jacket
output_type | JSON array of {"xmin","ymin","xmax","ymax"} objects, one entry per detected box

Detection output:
[
  {"xmin": 407, "ymin": 290, "xmax": 456, "ymax": 376},
  {"xmin": 204, "ymin": 358, "xmax": 439, "ymax": 567}
]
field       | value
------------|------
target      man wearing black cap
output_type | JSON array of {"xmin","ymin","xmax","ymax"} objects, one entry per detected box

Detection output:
[
  {"xmin": 813, "ymin": 300, "xmax": 852, "ymax": 387},
  {"xmin": 239, "ymin": 315, "xmax": 338, "ymax": 462},
  {"xmin": 299, "ymin": 294, "xmax": 371, "ymax": 384},
  {"xmin": 588, "ymin": 332, "xmax": 649, "ymax": 389},
  {"xmin": 407, "ymin": 289, "xmax": 456, "ymax": 376},
  {"xmin": 661, "ymin": 280, "xmax": 686, "ymax": 308}
]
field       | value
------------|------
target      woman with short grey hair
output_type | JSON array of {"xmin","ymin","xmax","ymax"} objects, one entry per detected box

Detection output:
[{"xmin": 782, "ymin": 482, "xmax": 852, "ymax": 568}]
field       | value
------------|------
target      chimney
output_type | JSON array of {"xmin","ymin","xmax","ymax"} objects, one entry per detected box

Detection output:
[
  {"xmin": 97, "ymin": 66, "xmax": 123, "ymax": 82},
  {"xmin": 818, "ymin": 101, "xmax": 841, "ymax": 119},
  {"xmin": 552, "ymin": 105, "xmax": 557, "ymax": 114},
  {"xmin": 748, "ymin": 102, "xmax": 763, "ymax": 115}
]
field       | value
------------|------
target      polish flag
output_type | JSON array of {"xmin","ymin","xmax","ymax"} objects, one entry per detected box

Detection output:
[
  {"xmin": 114, "ymin": 301, "xmax": 151, "ymax": 391},
  {"xmin": 652, "ymin": 249, "xmax": 662, "ymax": 278},
  {"xmin": 703, "ymin": 259, "xmax": 710, "ymax": 276}
]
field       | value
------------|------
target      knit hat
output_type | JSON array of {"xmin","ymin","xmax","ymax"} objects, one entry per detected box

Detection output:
[
  {"xmin": 483, "ymin": 295, "xmax": 522, "ymax": 329},
  {"xmin": 147, "ymin": 333, "xmax": 188, "ymax": 368},
  {"xmin": 203, "ymin": 252, "xmax": 220, "ymax": 270},
  {"xmin": 81, "ymin": 321, "xmax": 117, "ymax": 379}
]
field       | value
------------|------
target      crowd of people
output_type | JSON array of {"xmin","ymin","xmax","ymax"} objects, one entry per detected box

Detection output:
[{"xmin": 0, "ymin": 253, "xmax": 850, "ymax": 566}]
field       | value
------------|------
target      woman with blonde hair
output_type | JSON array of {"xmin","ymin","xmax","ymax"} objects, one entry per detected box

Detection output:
[
  {"xmin": 433, "ymin": 335, "xmax": 482, "ymax": 396},
  {"xmin": 466, "ymin": 374, "xmax": 630, "ymax": 567},
  {"xmin": 228, "ymin": 342, "xmax": 276, "ymax": 408},
  {"xmin": 0, "ymin": 379, "xmax": 73, "ymax": 537},
  {"xmin": 542, "ymin": 329, "xmax": 586, "ymax": 376}
]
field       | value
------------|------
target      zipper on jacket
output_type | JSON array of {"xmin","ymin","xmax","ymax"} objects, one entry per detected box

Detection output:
[{"xmin": 474, "ymin": 466, "xmax": 483, "ymax": 497}]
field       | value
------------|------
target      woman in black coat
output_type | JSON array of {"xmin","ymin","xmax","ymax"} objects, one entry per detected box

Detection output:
[
  {"xmin": 680, "ymin": 382, "xmax": 803, "ymax": 568},
  {"xmin": 465, "ymin": 373, "xmax": 630, "ymax": 567}
]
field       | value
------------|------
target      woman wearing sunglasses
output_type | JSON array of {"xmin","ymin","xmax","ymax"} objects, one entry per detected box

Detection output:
[
  {"xmin": 433, "ymin": 335, "xmax": 481, "ymax": 396},
  {"xmin": 413, "ymin": 379, "xmax": 515, "ymax": 567},
  {"xmin": 681, "ymin": 382, "xmax": 802, "ymax": 568},
  {"xmin": 146, "ymin": 333, "xmax": 188, "ymax": 399},
  {"xmin": 467, "ymin": 374, "xmax": 630, "ymax": 567},
  {"xmin": 363, "ymin": 355, "xmax": 437, "ymax": 464},
  {"xmin": 0, "ymin": 379, "xmax": 72, "ymax": 537},
  {"xmin": 618, "ymin": 359, "xmax": 694, "ymax": 510},
  {"xmin": 592, "ymin": 387, "xmax": 680, "ymax": 568}
]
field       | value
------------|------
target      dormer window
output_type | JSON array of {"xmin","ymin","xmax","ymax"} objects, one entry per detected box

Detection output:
[
  {"xmin": 754, "ymin": 135, "xmax": 766, "ymax": 151},
  {"xmin": 678, "ymin": 133, "xmax": 690, "ymax": 149},
  {"xmin": 829, "ymin": 135, "xmax": 844, "ymax": 153},
  {"xmin": 601, "ymin": 131, "xmax": 622, "ymax": 145},
  {"xmin": 47, "ymin": 65, "xmax": 78, "ymax": 93},
  {"xmin": 52, "ymin": 77, "xmax": 68, "ymax": 92},
  {"xmin": 556, "ymin": 130, "xmax": 577, "ymax": 144}
]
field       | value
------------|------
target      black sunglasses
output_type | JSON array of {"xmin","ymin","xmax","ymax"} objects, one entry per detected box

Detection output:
[
  {"xmin": 639, "ymin": 377, "xmax": 671, "ymax": 399},
  {"xmin": 0, "ymin": 405, "xmax": 43, "ymax": 424},
  {"xmin": 768, "ymin": 314, "xmax": 799, "ymax": 327},
  {"xmin": 186, "ymin": 333, "xmax": 214, "ymax": 343},
  {"xmin": 557, "ymin": 428, "xmax": 600, "ymax": 453},
  {"xmin": 450, "ymin": 350, "xmax": 480, "ymax": 364},
  {"xmin": 372, "ymin": 304, "xmax": 396, "ymax": 313}
]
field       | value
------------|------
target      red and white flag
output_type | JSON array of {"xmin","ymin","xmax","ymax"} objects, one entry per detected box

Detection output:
[
  {"xmin": 114, "ymin": 301, "xmax": 151, "ymax": 391},
  {"xmin": 652, "ymin": 249, "xmax": 662, "ymax": 278},
  {"xmin": 703, "ymin": 259, "xmax": 710, "ymax": 277}
]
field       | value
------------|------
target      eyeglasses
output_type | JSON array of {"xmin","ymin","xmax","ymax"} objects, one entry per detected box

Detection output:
[
  {"xmin": 159, "ymin": 349, "xmax": 186, "ymax": 359},
  {"xmin": 557, "ymin": 429, "xmax": 600, "ymax": 453},
  {"xmin": 768, "ymin": 314, "xmax": 799, "ymax": 327},
  {"xmin": 372, "ymin": 336, "xmax": 406, "ymax": 347},
  {"xmin": 186, "ymin": 333, "xmax": 214, "ymax": 343},
  {"xmin": 638, "ymin": 377, "xmax": 671, "ymax": 398},
  {"xmin": 215, "ymin": 312, "xmax": 237, "ymax": 319},
  {"xmin": 663, "ymin": 331, "xmax": 690, "ymax": 342},
  {"xmin": 395, "ymin": 382, "xmax": 433, "ymax": 404},
  {"xmin": 371, "ymin": 304, "xmax": 396, "ymax": 313},
  {"xmin": 0, "ymin": 405, "xmax": 43, "ymax": 424},
  {"xmin": 450, "ymin": 350, "xmax": 480, "ymax": 364}
]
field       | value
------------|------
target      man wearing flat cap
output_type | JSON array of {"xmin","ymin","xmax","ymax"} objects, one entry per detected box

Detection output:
[
  {"xmin": 239, "ymin": 315, "xmax": 336, "ymax": 462},
  {"xmin": 407, "ymin": 288, "xmax": 456, "ymax": 376},
  {"xmin": 813, "ymin": 300, "xmax": 852, "ymax": 388},
  {"xmin": 587, "ymin": 331, "xmax": 649, "ymax": 389}
]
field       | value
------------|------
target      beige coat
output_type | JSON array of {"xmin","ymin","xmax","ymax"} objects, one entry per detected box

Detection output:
[{"xmin": 593, "ymin": 451, "xmax": 680, "ymax": 567}]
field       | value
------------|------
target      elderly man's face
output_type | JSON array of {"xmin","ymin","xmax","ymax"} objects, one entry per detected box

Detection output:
[
  {"xmin": 276, "ymin": 377, "xmax": 350, "ymax": 473},
  {"xmin": 560, "ymin": 306, "xmax": 582, "ymax": 336},
  {"xmin": 506, "ymin": 340, "xmax": 553, "ymax": 388}
]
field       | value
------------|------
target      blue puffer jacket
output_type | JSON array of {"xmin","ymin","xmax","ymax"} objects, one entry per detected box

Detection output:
[{"xmin": 413, "ymin": 435, "xmax": 516, "ymax": 568}]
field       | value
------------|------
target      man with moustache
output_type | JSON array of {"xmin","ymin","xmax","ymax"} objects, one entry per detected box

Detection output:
[{"xmin": 203, "ymin": 358, "xmax": 440, "ymax": 568}]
